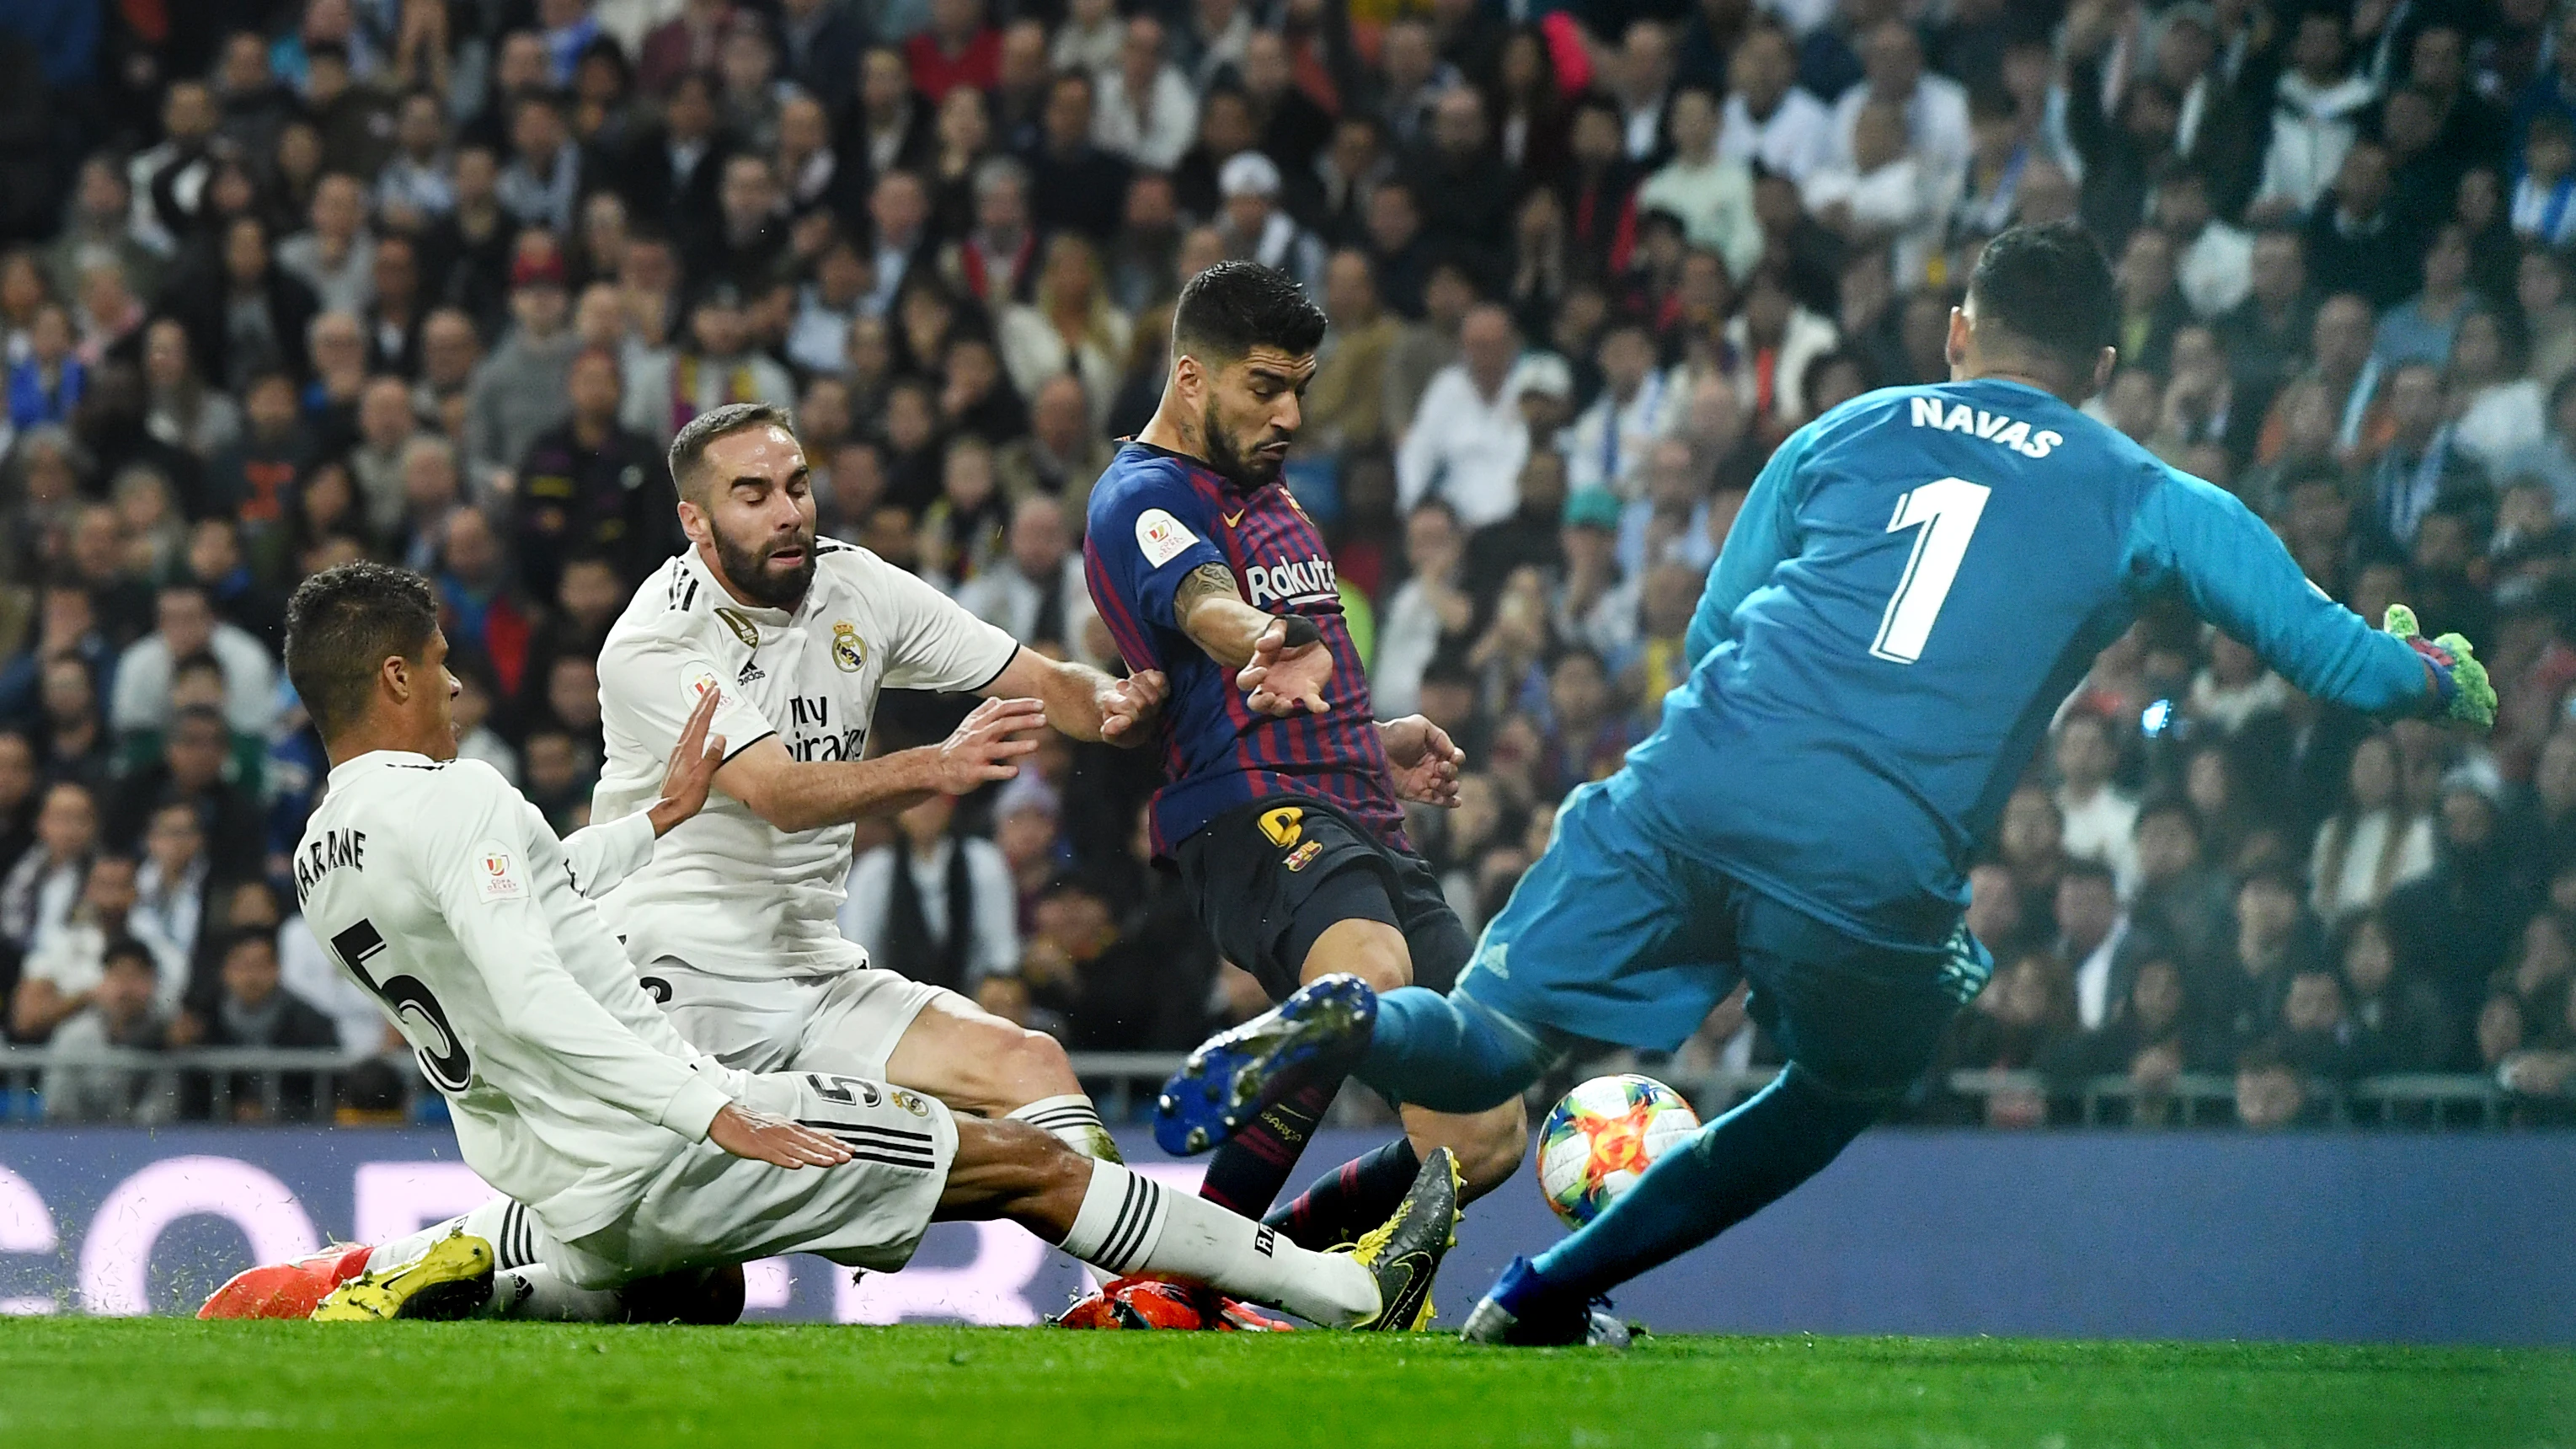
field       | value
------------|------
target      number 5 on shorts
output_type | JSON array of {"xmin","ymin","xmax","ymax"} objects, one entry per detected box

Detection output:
[{"xmin": 1869, "ymin": 477, "xmax": 1991, "ymax": 665}]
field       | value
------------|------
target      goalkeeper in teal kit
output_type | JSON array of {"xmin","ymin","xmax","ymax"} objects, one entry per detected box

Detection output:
[{"xmin": 1152, "ymin": 223, "xmax": 2499, "ymax": 1345}]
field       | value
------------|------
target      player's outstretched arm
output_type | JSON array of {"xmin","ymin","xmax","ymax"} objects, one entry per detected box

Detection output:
[
  {"xmin": 1684, "ymin": 425, "xmax": 1807, "ymax": 670},
  {"xmin": 981, "ymin": 645, "xmax": 1168, "ymax": 746},
  {"xmin": 713, "ymin": 697, "xmax": 1047, "ymax": 834},
  {"xmin": 1170, "ymin": 562, "xmax": 1331, "ymax": 714},
  {"xmin": 2136, "ymin": 470, "xmax": 2484, "ymax": 724}
]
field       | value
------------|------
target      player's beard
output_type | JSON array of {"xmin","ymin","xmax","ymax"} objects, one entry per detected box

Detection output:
[
  {"xmin": 1200, "ymin": 397, "xmax": 1289, "ymax": 489},
  {"xmin": 713, "ymin": 519, "xmax": 816, "ymax": 609}
]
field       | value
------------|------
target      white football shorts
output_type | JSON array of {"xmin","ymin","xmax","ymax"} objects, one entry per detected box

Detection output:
[
  {"xmin": 552, "ymin": 1068, "xmax": 958, "ymax": 1289},
  {"xmin": 633, "ymin": 944, "xmax": 961, "ymax": 1082}
]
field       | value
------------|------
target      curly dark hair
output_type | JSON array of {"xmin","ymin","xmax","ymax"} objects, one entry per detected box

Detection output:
[{"xmin": 285, "ymin": 561, "xmax": 440, "ymax": 740}]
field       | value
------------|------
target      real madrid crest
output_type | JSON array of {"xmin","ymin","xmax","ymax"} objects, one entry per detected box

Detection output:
[{"xmin": 831, "ymin": 620, "xmax": 865, "ymax": 671}]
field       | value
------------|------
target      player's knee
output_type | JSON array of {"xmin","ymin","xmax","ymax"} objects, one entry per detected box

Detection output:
[
  {"xmin": 1003, "ymin": 1022, "xmax": 1077, "ymax": 1093},
  {"xmin": 961, "ymin": 1018, "xmax": 1079, "ymax": 1106}
]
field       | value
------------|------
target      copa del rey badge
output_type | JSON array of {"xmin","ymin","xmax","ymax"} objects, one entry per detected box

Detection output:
[
  {"xmin": 1134, "ymin": 507, "xmax": 1199, "ymax": 568},
  {"xmin": 473, "ymin": 841, "xmax": 526, "ymax": 902}
]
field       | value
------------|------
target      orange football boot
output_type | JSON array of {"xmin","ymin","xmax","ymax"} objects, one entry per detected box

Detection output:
[{"xmin": 198, "ymin": 1244, "xmax": 376, "ymax": 1320}]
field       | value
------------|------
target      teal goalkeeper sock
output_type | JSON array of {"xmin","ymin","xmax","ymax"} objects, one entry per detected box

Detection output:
[
  {"xmin": 1528, "ymin": 1064, "xmax": 1884, "ymax": 1302},
  {"xmin": 1356, "ymin": 987, "xmax": 1557, "ymax": 1113}
]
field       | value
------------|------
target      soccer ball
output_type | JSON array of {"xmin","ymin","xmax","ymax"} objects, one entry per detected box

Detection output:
[{"xmin": 1537, "ymin": 1075, "xmax": 1702, "ymax": 1228}]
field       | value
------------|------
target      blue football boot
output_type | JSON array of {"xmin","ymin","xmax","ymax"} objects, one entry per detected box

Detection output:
[
  {"xmin": 1458, "ymin": 1256, "xmax": 1633, "ymax": 1348},
  {"xmin": 1154, "ymin": 973, "xmax": 1378, "ymax": 1156}
]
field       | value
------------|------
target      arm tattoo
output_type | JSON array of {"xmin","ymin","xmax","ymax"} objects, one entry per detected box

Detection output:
[{"xmin": 1172, "ymin": 561, "xmax": 1240, "ymax": 618}]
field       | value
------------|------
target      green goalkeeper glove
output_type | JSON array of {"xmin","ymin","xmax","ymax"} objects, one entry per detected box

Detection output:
[{"xmin": 2385, "ymin": 604, "xmax": 2495, "ymax": 730}]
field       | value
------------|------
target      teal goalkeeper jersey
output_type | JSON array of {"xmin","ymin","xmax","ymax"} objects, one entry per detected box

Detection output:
[{"xmin": 1606, "ymin": 377, "xmax": 2434, "ymax": 950}]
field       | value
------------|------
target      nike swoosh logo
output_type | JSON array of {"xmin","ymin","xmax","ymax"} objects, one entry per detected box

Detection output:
[
  {"xmin": 1375, "ymin": 1250, "xmax": 1435, "ymax": 1323},
  {"xmin": 1224, "ymin": 511, "xmax": 1246, "ymax": 527},
  {"xmin": 1375, "ymin": 1259, "xmax": 1415, "ymax": 1310}
]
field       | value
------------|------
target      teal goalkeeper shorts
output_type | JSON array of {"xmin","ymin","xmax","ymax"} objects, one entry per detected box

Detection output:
[{"xmin": 1455, "ymin": 782, "xmax": 1992, "ymax": 1097}]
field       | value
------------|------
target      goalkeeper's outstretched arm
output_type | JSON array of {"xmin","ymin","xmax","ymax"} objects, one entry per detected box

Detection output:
[{"xmin": 2128, "ymin": 468, "xmax": 2491, "ymax": 728}]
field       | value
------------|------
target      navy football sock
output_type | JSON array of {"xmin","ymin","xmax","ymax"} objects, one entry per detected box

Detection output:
[
  {"xmin": 1527, "ymin": 1063, "xmax": 1884, "ymax": 1302},
  {"xmin": 1262, "ymin": 1136, "xmax": 1422, "ymax": 1250},
  {"xmin": 1196, "ymin": 1080, "xmax": 1339, "ymax": 1217},
  {"xmin": 1357, "ymin": 987, "xmax": 1556, "ymax": 1112}
]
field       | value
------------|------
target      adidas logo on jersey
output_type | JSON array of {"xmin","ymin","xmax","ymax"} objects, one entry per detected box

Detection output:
[{"xmin": 738, "ymin": 659, "xmax": 766, "ymax": 685}]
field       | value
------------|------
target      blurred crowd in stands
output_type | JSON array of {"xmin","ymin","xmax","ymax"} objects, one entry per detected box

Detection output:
[{"xmin": 1, "ymin": 0, "xmax": 2574, "ymax": 1129}]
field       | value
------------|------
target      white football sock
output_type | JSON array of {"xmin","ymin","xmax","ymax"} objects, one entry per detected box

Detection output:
[
  {"xmin": 1053, "ymin": 1158, "xmax": 1379, "ymax": 1327},
  {"xmin": 367, "ymin": 1201, "xmax": 526, "ymax": 1272},
  {"xmin": 1007, "ymin": 1094, "xmax": 1122, "ymax": 1163},
  {"xmin": 366, "ymin": 1202, "xmax": 622, "ymax": 1322},
  {"xmin": 1007, "ymin": 1095, "xmax": 1124, "ymax": 1290},
  {"xmin": 364, "ymin": 1209, "xmax": 478, "ymax": 1277}
]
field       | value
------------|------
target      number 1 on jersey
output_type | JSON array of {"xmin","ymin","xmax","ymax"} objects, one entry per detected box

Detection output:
[{"xmin": 1869, "ymin": 477, "xmax": 1991, "ymax": 665}]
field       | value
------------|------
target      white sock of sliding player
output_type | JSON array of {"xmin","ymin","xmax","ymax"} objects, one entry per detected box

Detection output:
[
  {"xmin": 363, "ymin": 1214, "xmax": 473, "ymax": 1277},
  {"xmin": 366, "ymin": 1201, "xmax": 522, "ymax": 1276},
  {"xmin": 1007, "ymin": 1094, "xmax": 1122, "ymax": 1163},
  {"xmin": 1053, "ymin": 1159, "xmax": 1379, "ymax": 1327},
  {"xmin": 367, "ymin": 1202, "xmax": 622, "ymax": 1322}
]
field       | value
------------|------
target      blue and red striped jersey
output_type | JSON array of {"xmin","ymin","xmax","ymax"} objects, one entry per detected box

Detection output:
[{"xmin": 1083, "ymin": 441, "xmax": 1408, "ymax": 858}]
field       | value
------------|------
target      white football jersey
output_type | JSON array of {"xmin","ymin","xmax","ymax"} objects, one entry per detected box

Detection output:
[
  {"xmin": 292, "ymin": 752, "xmax": 746, "ymax": 1240},
  {"xmin": 591, "ymin": 541, "xmax": 1018, "ymax": 978}
]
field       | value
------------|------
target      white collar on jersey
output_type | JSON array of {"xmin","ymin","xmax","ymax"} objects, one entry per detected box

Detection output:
[{"xmin": 326, "ymin": 749, "xmax": 441, "ymax": 787}]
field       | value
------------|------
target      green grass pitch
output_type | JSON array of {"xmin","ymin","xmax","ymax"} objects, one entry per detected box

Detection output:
[{"xmin": 0, "ymin": 1321, "xmax": 2568, "ymax": 1448}]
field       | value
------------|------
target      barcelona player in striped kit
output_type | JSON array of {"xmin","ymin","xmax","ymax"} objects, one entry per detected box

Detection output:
[{"xmin": 1083, "ymin": 264, "xmax": 1527, "ymax": 1313}]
